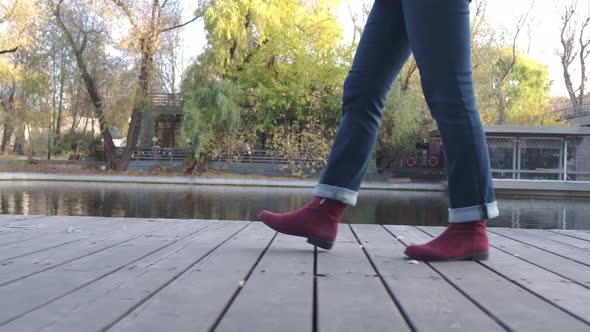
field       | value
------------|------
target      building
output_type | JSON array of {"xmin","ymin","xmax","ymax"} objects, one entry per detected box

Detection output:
[
  {"xmin": 137, "ymin": 94, "xmax": 185, "ymax": 149},
  {"xmin": 485, "ymin": 125, "xmax": 590, "ymax": 181}
]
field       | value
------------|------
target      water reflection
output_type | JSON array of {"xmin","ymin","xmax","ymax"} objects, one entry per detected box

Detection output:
[{"xmin": 0, "ymin": 181, "xmax": 588, "ymax": 230}]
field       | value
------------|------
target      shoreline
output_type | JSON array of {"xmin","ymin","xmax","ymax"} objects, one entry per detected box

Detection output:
[
  {"xmin": 2, "ymin": 172, "xmax": 590, "ymax": 197},
  {"xmin": 0, "ymin": 172, "xmax": 445, "ymax": 192}
]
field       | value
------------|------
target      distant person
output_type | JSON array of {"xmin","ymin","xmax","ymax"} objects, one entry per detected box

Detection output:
[{"xmin": 258, "ymin": 0, "xmax": 497, "ymax": 261}]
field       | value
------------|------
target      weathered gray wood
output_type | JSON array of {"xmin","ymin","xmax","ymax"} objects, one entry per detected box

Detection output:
[
  {"xmin": 491, "ymin": 228, "xmax": 590, "ymax": 266},
  {"xmin": 517, "ymin": 229, "xmax": 590, "ymax": 250},
  {"xmin": 316, "ymin": 226, "xmax": 410, "ymax": 332},
  {"xmin": 0, "ymin": 220, "xmax": 211, "ymax": 326},
  {"xmin": 421, "ymin": 226, "xmax": 590, "ymax": 324},
  {"xmin": 0, "ymin": 216, "xmax": 112, "ymax": 246},
  {"xmin": 0, "ymin": 215, "xmax": 42, "ymax": 224},
  {"xmin": 0, "ymin": 217, "xmax": 136, "ymax": 262},
  {"xmin": 0, "ymin": 219, "xmax": 169, "ymax": 286},
  {"xmin": 106, "ymin": 222, "xmax": 272, "ymax": 332},
  {"xmin": 550, "ymin": 230, "xmax": 590, "ymax": 242},
  {"xmin": 215, "ymin": 233, "xmax": 314, "ymax": 332},
  {"xmin": 1, "ymin": 221, "xmax": 249, "ymax": 332},
  {"xmin": 391, "ymin": 226, "xmax": 589, "ymax": 332},
  {"xmin": 355, "ymin": 225, "xmax": 502, "ymax": 332},
  {"xmin": 470, "ymin": 228, "xmax": 590, "ymax": 288}
]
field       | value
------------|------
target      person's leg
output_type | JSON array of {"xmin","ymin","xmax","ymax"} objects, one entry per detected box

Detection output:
[
  {"xmin": 259, "ymin": 0, "xmax": 411, "ymax": 249},
  {"xmin": 314, "ymin": 0, "xmax": 412, "ymax": 206},
  {"xmin": 401, "ymin": 0, "xmax": 498, "ymax": 261}
]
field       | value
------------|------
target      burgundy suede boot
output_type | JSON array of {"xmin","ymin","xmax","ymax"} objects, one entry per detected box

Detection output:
[
  {"xmin": 404, "ymin": 220, "xmax": 489, "ymax": 261},
  {"xmin": 257, "ymin": 196, "xmax": 346, "ymax": 250}
]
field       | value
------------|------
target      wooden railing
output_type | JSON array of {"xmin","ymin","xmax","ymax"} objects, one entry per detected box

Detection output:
[{"xmin": 150, "ymin": 93, "xmax": 183, "ymax": 106}]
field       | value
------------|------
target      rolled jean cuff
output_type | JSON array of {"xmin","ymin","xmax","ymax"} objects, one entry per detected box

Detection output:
[
  {"xmin": 448, "ymin": 201, "xmax": 499, "ymax": 223},
  {"xmin": 313, "ymin": 184, "xmax": 358, "ymax": 206}
]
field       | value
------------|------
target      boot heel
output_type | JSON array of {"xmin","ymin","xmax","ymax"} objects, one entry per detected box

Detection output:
[
  {"xmin": 470, "ymin": 251, "xmax": 489, "ymax": 261},
  {"xmin": 307, "ymin": 237, "xmax": 334, "ymax": 250}
]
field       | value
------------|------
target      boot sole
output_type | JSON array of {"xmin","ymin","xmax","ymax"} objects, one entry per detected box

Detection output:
[
  {"xmin": 407, "ymin": 251, "xmax": 489, "ymax": 262},
  {"xmin": 257, "ymin": 214, "xmax": 334, "ymax": 250}
]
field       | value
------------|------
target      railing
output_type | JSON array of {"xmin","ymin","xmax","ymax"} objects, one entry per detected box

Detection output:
[
  {"xmin": 113, "ymin": 148, "xmax": 191, "ymax": 162},
  {"xmin": 150, "ymin": 93, "xmax": 183, "ymax": 106},
  {"xmin": 212, "ymin": 149, "xmax": 324, "ymax": 165}
]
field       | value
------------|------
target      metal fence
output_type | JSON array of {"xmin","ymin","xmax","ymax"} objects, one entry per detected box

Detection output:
[{"xmin": 487, "ymin": 137, "xmax": 590, "ymax": 181}]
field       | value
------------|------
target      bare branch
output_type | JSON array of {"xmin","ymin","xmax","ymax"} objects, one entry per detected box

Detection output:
[
  {"xmin": 500, "ymin": 0, "xmax": 535, "ymax": 83},
  {"xmin": 159, "ymin": 15, "xmax": 199, "ymax": 33},
  {"xmin": 0, "ymin": 46, "xmax": 18, "ymax": 55}
]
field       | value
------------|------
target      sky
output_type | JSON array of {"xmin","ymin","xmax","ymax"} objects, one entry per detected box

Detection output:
[{"xmin": 176, "ymin": 0, "xmax": 590, "ymax": 97}]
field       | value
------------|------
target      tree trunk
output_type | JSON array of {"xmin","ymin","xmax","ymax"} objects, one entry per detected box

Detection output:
[
  {"xmin": 562, "ymin": 58, "xmax": 581, "ymax": 112},
  {"xmin": 55, "ymin": 48, "xmax": 66, "ymax": 149},
  {"xmin": 1, "ymin": 123, "xmax": 13, "ymax": 154},
  {"xmin": 70, "ymin": 84, "xmax": 82, "ymax": 131},
  {"xmin": 0, "ymin": 86, "xmax": 16, "ymax": 154},
  {"xmin": 495, "ymin": 80, "xmax": 507, "ymax": 125},
  {"xmin": 54, "ymin": 5, "xmax": 118, "ymax": 169}
]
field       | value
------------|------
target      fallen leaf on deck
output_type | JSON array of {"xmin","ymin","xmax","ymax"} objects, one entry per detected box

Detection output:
[
  {"xmin": 239, "ymin": 280, "xmax": 245, "ymax": 287},
  {"xmin": 407, "ymin": 260, "xmax": 420, "ymax": 265},
  {"xmin": 396, "ymin": 236, "xmax": 405, "ymax": 240}
]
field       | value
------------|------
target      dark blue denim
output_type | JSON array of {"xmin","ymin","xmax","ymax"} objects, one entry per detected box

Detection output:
[{"xmin": 314, "ymin": 0, "xmax": 498, "ymax": 222}]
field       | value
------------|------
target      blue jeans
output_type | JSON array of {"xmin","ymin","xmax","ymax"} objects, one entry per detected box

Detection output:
[{"xmin": 314, "ymin": 0, "xmax": 498, "ymax": 222}]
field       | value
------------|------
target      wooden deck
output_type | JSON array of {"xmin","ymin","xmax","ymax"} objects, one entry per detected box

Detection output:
[{"xmin": 0, "ymin": 214, "xmax": 589, "ymax": 332}]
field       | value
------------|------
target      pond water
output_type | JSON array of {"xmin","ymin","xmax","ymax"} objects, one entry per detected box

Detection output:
[{"xmin": 0, "ymin": 181, "xmax": 589, "ymax": 230}]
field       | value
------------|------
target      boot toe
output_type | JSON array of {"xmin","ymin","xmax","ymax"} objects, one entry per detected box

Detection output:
[{"xmin": 404, "ymin": 244, "xmax": 431, "ymax": 260}]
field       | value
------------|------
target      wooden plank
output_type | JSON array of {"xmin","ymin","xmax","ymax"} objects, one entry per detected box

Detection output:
[
  {"xmin": 354, "ymin": 224, "xmax": 502, "ymax": 332},
  {"xmin": 0, "ymin": 219, "xmax": 168, "ymax": 286},
  {"xmin": 215, "ymin": 233, "xmax": 314, "ymax": 332},
  {"xmin": 0, "ymin": 217, "xmax": 136, "ymax": 262},
  {"xmin": 106, "ymin": 222, "xmax": 273, "ymax": 332},
  {"xmin": 491, "ymin": 228, "xmax": 590, "ymax": 266},
  {"xmin": 0, "ymin": 220, "xmax": 212, "ymax": 326},
  {"xmin": 462, "ymin": 228, "xmax": 590, "ymax": 289},
  {"xmin": 390, "ymin": 226, "xmax": 589, "ymax": 332},
  {"xmin": 421, "ymin": 226, "xmax": 590, "ymax": 324},
  {"xmin": 316, "ymin": 226, "xmax": 410, "ymax": 332},
  {"xmin": 550, "ymin": 230, "xmax": 590, "ymax": 242},
  {"xmin": 0, "ymin": 216, "xmax": 113, "ymax": 246},
  {"xmin": 1, "ymin": 221, "xmax": 249, "ymax": 332},
  {"xmin": 0, "ymin": 215, "xmax": 43, "ymax": 226},
  {"xmin": 518, "ymin": 229, "xmax": 590, "ymax": 250}
]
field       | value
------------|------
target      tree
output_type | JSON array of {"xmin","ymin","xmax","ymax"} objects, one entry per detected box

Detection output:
[
  {"xmin": 50, "ymin": 0, "xmax": 199, "ymax": 169},
  {"xmin": 0, "ymin": 0, "xmax": 38, "ymax": 55},
  {"xmin": 181, "ymin": 63, "xmax": 241, "ymax": 173},
  {"xmin": 106, "ymin": 0, "xmax": 201, "ymax": 170},
  {"xmin": 499, "ymin": 50, "xmax": 552, "ymax": 125},
  {"xmin": 557, "ymin": 0, "xmax": 590, "ymax": 112},
  {"xmin": 491, "ymin": 1, "xmax": 535, "ymax": 125},
  {"xmin": 200, "ymin": 0, "xmax": 348, "ymax": 156},
  {"xmin": 0, "ymin": 0, "xmax": 44, "ymax": 154},
  {"xmin": 50, "ymin": 0, "xmax": 122, "ymax": 166}
]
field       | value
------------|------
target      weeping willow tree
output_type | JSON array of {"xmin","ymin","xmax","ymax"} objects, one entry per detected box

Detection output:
[{"xmin": 181, "ymin": 63, "xmax": 241, "ymax": 174}]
